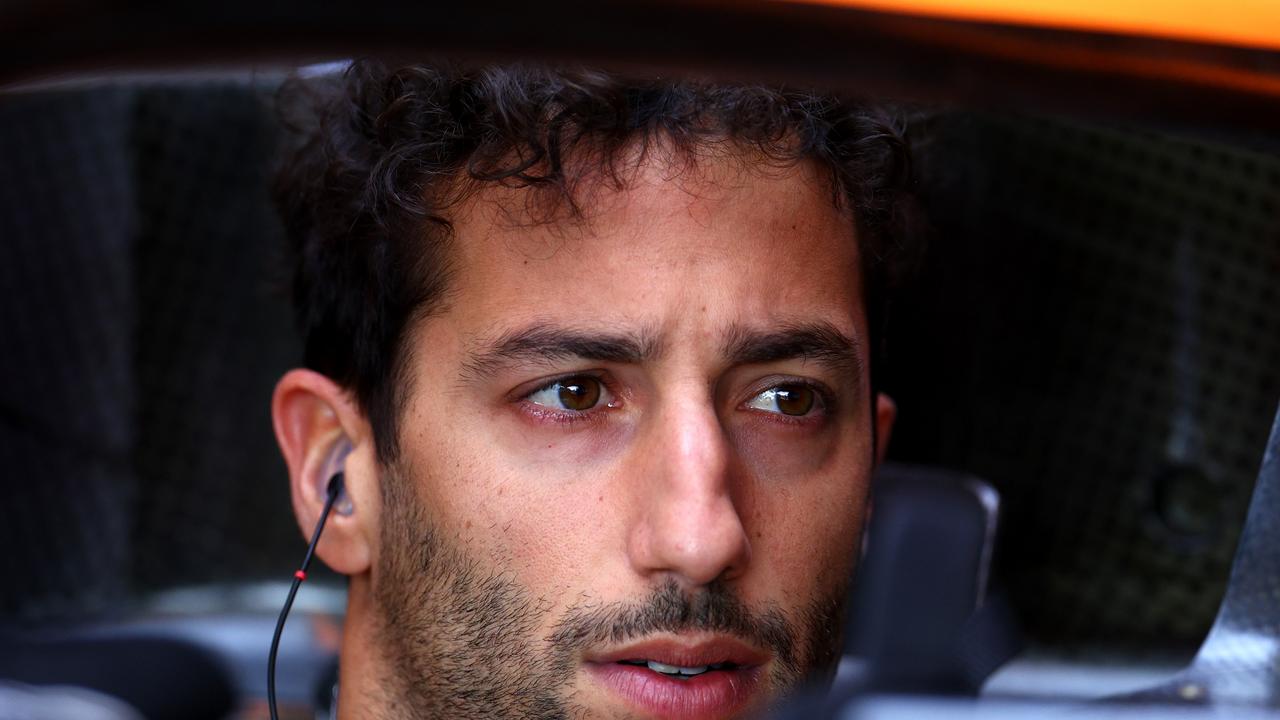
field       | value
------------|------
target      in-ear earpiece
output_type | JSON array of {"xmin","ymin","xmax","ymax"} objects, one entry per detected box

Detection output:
[
  {"xmin": 320, "ymin": 440, "xmax": 355, "ymax": 516},
  {"xmin": 271, "ymin": 442, "xmax": 350, "ymax": 720}
]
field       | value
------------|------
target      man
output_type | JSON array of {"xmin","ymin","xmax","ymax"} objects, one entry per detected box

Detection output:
[{"xmin": 270, "ymin": 60, "xmax": 915, "ymax": 719}]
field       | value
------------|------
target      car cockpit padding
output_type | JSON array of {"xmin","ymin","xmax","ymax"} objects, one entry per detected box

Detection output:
[{"xmin": 1116, "ymin": 401, "xmax": 1280, "ymax": 706}]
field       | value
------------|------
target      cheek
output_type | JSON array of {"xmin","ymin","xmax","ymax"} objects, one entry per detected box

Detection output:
[
  {"xmin": 404, "ymin": 404, "xmax": 632, "ymax": 604},
  {"xmin": 461, "ymin": 458, "xmax": 624, "ymax": 605},
  {"xmin": 744, "ymin": 460, "xmax": 872, "ymax": 599}
]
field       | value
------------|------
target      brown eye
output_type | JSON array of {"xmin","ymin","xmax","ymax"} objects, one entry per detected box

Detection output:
[
  {"xmin": 557, "ymin": 378, "xmax": 602, "ymax": 411},
  {"xmin": 773, "ymin": 384, "xmax": 815, "ymax": 416},
  {"xmin": 524, "ymin": 375, "xmax": 616, "ymax": 416},
  {"xmin": 745, "ymin": 383, "xmax": 820, "ymax": 417}
]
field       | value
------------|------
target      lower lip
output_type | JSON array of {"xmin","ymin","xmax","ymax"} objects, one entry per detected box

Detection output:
[{"xmin": 586, "ymin": 662, "xmax": 764, "ymax": 719}]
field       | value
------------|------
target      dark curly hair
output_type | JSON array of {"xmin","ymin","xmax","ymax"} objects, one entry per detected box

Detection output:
[{"xmin": 274, "ymin": 59, "xmax": 922, "ymax": 463}]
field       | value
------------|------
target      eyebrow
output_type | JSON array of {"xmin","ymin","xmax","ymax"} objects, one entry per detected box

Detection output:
[
  {"xmin": 459, "ymin": 320, "xmax": 863, "ymax": 383},
  {"xmin": 720, "ymin": 322, "xmax": 864, "ymax": 378},
  {"xmin": 460, "ymin": 323, "xmax": 663, "ymax": 381}
]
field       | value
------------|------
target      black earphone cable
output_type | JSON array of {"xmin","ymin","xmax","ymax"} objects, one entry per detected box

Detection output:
[{"xmin": 269, "ymin": 472, "xmax": 345, "ymax": 720}]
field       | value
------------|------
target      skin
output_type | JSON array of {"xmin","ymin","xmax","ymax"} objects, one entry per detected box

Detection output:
[{"xmin": 273, "ymin": 146, "xmax": 896, "ymax": 719}]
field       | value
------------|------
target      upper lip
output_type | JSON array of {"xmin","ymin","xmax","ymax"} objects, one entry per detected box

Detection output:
[{"xmin": 585, "ymin": 634, "xmax": 770, "ymax": 669}]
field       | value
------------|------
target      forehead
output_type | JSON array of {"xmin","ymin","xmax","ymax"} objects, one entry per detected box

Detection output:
[{"xmin": 440, "ymin": 149, "xmax": 865, "ymax": 342}]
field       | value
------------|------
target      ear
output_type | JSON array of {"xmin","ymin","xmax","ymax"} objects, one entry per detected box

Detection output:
[
  {"xmin": 271, "ymin": 368, "xmax": 375, "ymax": 576},
  {"xmin": 874, "ymin": 392, "xmax": 897, "ymax": 465}
]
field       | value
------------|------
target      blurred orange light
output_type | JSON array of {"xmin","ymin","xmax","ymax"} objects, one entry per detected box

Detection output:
[{"xmin": 791, "ymin": 0, "xmax": 1280, "ymax": 51}]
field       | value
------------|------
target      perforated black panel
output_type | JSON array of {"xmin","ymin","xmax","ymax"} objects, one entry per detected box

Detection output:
[
  {"xmin": 887, "ymin": 113, "xmax": 1280, "ymax": 651},
  {"xmin": 0, "ymin": 88, "xmax": 137, "ymax": 619},
  {"xmin": 0, "ymin": 80, "xmax": 309, "ymax": 622},
  {"xmin": 128, "ymin": 81, "xmax": 302, "ymax": 593}
]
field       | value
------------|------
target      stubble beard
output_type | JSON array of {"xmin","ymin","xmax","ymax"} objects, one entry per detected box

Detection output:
[{"xmin": 371, "ymin": 466, "xmax": 849, "ymax": 719}]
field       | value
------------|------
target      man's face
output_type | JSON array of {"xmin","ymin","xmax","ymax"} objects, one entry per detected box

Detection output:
[{"xmin": 368, "ymin": 149, "xmax": 879, "ymax": 719}]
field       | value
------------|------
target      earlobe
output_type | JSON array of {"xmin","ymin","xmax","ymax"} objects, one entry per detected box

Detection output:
[
  {"xmin": 272, "ymin": 369, "xmax": 373, "ymax": 576},
  {"xmin": 874, "ymin": 393, "xmax": 897, "ymax": 465}
]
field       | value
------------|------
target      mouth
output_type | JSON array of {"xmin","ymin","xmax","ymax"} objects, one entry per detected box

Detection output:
[{"xmin": 584, "ymin": 636, "xmax": 769, "ymax": 719}]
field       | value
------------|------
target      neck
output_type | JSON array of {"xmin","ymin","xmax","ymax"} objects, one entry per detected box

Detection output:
[{"xmin": 336, "ymin": 575, "xmax": 385, "ymax": 720}]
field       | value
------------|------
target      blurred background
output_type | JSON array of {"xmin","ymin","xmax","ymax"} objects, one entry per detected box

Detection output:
[{"xmin": 0, "ymin": 7, "xmax": 1279, "ymax": 716}]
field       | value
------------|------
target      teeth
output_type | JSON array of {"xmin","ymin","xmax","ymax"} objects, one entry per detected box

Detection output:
[{"xmin": 645, "ymin": 660, "xmax": 709, "ymax": 676}]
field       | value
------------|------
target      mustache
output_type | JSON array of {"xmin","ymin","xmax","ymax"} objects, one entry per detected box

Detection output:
[{"xmin": 547, "ymin": 580, "xmax": 798, "ymax": 675}]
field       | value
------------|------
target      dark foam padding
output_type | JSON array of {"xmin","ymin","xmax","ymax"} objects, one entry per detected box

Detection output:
[
  {"xmin": 845, "ymin": 463, "xmax": 1017, "ymax": 695},
  {"xmin": 0, "ymin": 633, "xmax": 235, "ymax": 719}
]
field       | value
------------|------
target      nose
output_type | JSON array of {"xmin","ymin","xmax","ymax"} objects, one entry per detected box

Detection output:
[{"xmin": 627, "ymin": 392, "xmax": 752, "ymax": 587}]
